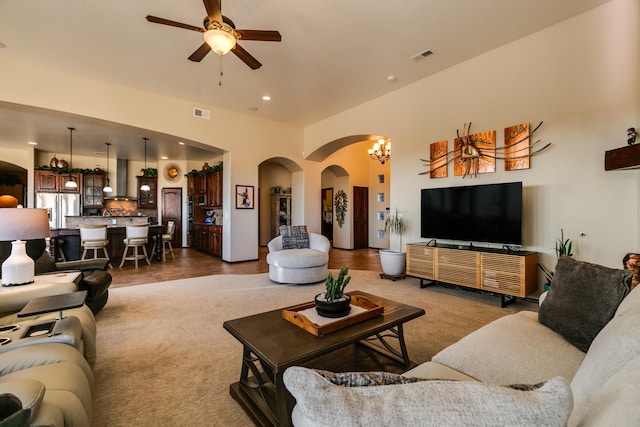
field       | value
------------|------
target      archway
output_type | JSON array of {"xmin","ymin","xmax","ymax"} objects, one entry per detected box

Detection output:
[
  {"xmin": 258, "ymin": 157, "xmax": 303, "ymax": 246},
  {"xmin": 0, "ymin": 161, "xmax": 27, "ymax": 206}
]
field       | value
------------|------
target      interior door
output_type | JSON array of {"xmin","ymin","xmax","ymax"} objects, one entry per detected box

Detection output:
[
  {"xmin": 321, "ymin": 188, "xmax": 333, "ymax": 243},
  {"xmin": 161, "ymin": 188, "xmax": 182, "ymax": 248},
  {"xmin": 353, "ymin": 186, "xmax": 368, "ymax": 249}
]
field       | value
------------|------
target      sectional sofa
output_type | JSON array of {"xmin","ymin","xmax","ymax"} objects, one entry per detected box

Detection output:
[
  {"xmin": 285, "ymin": 256, "xmax": 640, "ymax": 426},
  {"xmin": 0, "ymin": 274, "xmax": 96, "ymax": 426}
]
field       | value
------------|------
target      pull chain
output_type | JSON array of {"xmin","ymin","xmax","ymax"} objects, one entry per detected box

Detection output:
[{"xmin": 219, "ymin": 55, "xmax": 224, "ymax": 86}]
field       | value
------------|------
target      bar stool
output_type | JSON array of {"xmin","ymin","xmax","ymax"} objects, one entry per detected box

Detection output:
[
  {"xmin": 80, "ymin": 225, "xmax": 110, "ymax": 265},
  {"xmin": 119, "ymin": 224, "xmax": 150, "ymax": 269},
  {"xmin": 161, "ymin": 221, "xmax": 176, "ymax": 261}
]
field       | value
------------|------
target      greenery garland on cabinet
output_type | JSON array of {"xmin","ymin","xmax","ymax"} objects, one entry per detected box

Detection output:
[{"xmin": 334, "ymin": 190, "xmax": 348, "ymax": 228}]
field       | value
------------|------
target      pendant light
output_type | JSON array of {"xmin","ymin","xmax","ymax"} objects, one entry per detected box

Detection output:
[
  {"xmin": 64, "ymin": 127, "xmax": 77, "ymax": 189},
  {"xmin": 140, "ymin": 137, "xmax": 151, "ymax": 192},
  {"xmin": 103, "ymin": 142, "xmax": 113, "ymax": 193}
]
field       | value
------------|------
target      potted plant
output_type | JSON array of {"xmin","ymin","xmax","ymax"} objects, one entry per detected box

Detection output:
[
  {"xmin": 539, "ymin": 228, "xmax": 574, "ymax": 291},
  {"xmin": 380, "ymin": 208, "xmax": 407, "ymax": 277},
  {"xmin": 315, "ymin": 266, "xmax": 352, "ymax": 318}
]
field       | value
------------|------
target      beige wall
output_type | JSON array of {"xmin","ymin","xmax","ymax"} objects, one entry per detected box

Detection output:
[{"xmin": 305, "ymin": 0, "xmax": 640, "ymax": 275}]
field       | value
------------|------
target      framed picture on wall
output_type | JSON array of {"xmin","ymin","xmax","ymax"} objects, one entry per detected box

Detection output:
[{"xmin": 236, "ymin": 185, "xmax": 254, "ymax": 209}]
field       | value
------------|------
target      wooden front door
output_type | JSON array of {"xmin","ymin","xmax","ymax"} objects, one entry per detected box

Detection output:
[
  {"xmin": 353, "ymin": 186, "xmax": 368, "ymax": 249},
  {"xmin": 161, "ymin": 187, "xmax": 182, "ymax": 248}
]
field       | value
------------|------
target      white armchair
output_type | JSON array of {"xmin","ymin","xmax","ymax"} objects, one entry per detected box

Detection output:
[{"xmin": 266, "ymin": 232, "xmax": 330, "ymax": 284}]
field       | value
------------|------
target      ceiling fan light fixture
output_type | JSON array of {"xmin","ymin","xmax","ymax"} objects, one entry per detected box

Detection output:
[{"xmin": 204, "ymin": 25, "xmax": 236, "ymax": 55}]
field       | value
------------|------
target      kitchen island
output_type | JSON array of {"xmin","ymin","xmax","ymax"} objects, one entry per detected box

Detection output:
[{"xmin": 53, "ymin": 216, "xmax": 163, "ymax": 264}]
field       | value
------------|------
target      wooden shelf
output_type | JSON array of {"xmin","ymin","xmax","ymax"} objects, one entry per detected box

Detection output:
[{"xmin": 605, "ymin": 144, "xmax": 640, "ymax": 170}]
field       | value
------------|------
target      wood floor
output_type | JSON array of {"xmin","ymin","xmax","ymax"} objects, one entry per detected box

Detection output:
[{"xmin": 108, "ymin": 247, "xmax": 383, "ymax": 288}]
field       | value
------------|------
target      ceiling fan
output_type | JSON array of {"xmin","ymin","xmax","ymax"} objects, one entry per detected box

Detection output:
[{"xmin": 146, "ymin": 0, "xmax": 281, "ymax": 70}]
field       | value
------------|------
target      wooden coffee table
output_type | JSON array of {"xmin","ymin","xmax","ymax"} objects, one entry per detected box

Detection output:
[{"xmin": 223, "ymin": 290, "xmax": 425, "ymax": 427}]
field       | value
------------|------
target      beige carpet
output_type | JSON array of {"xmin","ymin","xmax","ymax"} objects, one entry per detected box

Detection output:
[{"xmin": 92, "ymin": 270, "xmax": 537, "ymax": 427}]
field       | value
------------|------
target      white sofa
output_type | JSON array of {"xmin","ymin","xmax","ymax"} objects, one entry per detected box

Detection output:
[
  {"xmin": 267, "ymin": 232, "xmax": 330, "ymax": 284},
  {"xmin": 285, "ymin": 257, "xmax": 640, "ymax": 426}
]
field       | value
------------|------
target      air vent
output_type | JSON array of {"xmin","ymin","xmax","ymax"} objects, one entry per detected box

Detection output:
[
  {"xmin": 193, "ymin": 107, "xmax": 211, "ymax": 120},
  {"xmin": 410, "ymin": 49, "xmax": 434, "ymax": 61}
]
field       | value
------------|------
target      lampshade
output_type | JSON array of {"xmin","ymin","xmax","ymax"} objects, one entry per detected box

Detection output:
[
  {"xmin": 0, "ymin": 208, "xmax": 51, "ymax": 286},
  {"xmin": 204, "ymin": 28, "xmax": 236, "ymax": 55},
  {"xmin": 0, "ymin": 208, "xmax": 51, "ymax": 241}
]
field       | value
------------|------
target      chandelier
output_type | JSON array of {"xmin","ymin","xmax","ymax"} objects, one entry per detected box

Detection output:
[{"xmin": 368, "ymin": 139, "xmax": 391, "ymax": 164}]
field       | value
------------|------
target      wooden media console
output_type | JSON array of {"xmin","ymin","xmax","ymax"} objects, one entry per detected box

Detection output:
[{"xmin": 406, "ymin": 243, "xmax": 538, "ymax": 307}]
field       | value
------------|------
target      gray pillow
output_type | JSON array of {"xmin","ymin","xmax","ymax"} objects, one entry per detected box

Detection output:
[
  {"xmin": 284, "ymin": 367, "xmax": 573, "ymax": 427},
  {"xmin": 279, "ymin": 225, "xmax": 309, "ymax": 250},
  {"xmin": 538, "ymin": 256, "xmax": 631, "ymax": 352}
]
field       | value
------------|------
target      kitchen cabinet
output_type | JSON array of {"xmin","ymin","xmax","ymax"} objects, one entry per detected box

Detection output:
[
  {"xmin": 35, "ymin": 170, "xmax": 81, "ymax": 193},
  {"xmin": 83, "ymin": 174, "xmax": 105, "ymax": 208},
  {"xmin": 192, "ymin": 223, "xmax": 222, "ymax": 258},
  {"xmin": 137, "ymin": 176, "xmax": 157, "ymax": 209},
  {"xmin": 206, "ymin": 170, "xmax": 222, "ymax": 208},
  {"xmin": 187, "ymin": 176, "xmax": 195, "ymax": 196}
]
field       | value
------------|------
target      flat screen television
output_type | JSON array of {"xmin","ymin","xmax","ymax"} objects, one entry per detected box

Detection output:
[{"xmin": 420, "ymin": 182, "xmax": 523, "ymax": 245}]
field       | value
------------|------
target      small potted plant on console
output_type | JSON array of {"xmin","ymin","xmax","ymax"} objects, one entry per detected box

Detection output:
[{"xmin": 315, "ymin": 266, "xmax": 352, "ymax": 318}]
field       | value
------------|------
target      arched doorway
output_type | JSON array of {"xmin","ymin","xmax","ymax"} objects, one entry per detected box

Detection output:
[
  {"xmin": 258, "ymin": 157, "xmax": 303, "ymax": 246},
  {"xmin": 0, "ymin": 161, "xmax": 27, "ymax": 206}
]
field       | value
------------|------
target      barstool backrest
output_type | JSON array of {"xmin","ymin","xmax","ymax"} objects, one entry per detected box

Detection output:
[
  {"xmin": 166, "ymin": 221, "xmax": 175, "ymax": 237},
  {"xmin": 126, "ymin": 224, "xmax": 149, "ymax": 241},
  {"xmin": 80, "ymin": 225, "xmax": 107, "ymax": 242}
]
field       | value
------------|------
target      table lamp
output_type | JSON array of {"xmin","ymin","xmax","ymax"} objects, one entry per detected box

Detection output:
[{"xmin": 0, "ymin": 208, "xmax": 51, "ymax": 286}]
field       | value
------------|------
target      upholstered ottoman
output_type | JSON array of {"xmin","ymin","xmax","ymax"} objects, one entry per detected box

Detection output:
[{"xmin": 266, "ymin": 229, "xmax": 330, "ymax": 284}]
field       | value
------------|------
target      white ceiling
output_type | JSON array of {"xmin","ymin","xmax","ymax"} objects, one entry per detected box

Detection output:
[{"xmin": 0, "ymin": 0, "xmax": 612, "ymax": 163}]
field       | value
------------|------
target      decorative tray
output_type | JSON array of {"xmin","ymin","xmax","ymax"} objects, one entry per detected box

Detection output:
[{"xmin": 282, "ymin": 294, "xmax": 384, "ymax": 337}]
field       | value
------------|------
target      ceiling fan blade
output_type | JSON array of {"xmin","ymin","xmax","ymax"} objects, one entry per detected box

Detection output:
[
  {"xmin": 235, "ymin": 30, "xmax": 282, "ymax": 42},
  {"xmin": 203, "ymin": 0, "xmax": 222, "ymax": 23},
  {"xmin": 188, "ymin": 43, "xmax": 212, "ymax": 62},
  {"xmin": 146, "ymin": 15, "xmax": 205, "ymax": 33},
  {"xmin": 231, "ymin": 44, "xmax": 262, "ymax": 70}
]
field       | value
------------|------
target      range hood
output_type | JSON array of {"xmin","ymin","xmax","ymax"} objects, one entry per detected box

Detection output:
[{"xmin": 104, "ymin": 158, "xmax": 137, "ymax": 200}]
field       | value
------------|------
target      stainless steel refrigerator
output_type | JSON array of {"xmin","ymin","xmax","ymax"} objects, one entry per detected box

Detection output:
[{"xmin": 35, "ymin": 192, "xmax": 81, "ymax": 229}]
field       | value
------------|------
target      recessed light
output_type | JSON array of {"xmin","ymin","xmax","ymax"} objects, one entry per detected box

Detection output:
[
  {"xmin": 161, "ymin": 156, "xmax": 168, "ymax": 160},
  {"xmin": 27, "ymin": 141, "xmax": 37, "ymax": 145},
  {"xmin": 387, "ymin": 74, "xmax": 397, "ymax": 83},
  {"xmin": 178, "ymin": 141, "xmax": 185, "ymax": 145},
  {"xmin": 262, "ymin": 95, "xmax": 271, "ymax": 101}
]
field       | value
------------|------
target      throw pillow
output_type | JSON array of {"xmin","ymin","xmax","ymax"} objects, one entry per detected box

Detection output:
[
  {"xmin": 279, "ymin": 225, "xmax": 310, "ymax": 250},
  {"xmin": 284, "ymin": 367, "xmax": 573, "ymax": 427},
  {"xmin": 538, "ymin": 256, "xmax": 631, "ymax": 352}
]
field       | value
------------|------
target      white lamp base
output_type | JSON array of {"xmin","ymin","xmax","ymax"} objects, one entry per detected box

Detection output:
[{"xmin": 2, "ymin": 240, "xmax": 35, "ymax": 286}]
